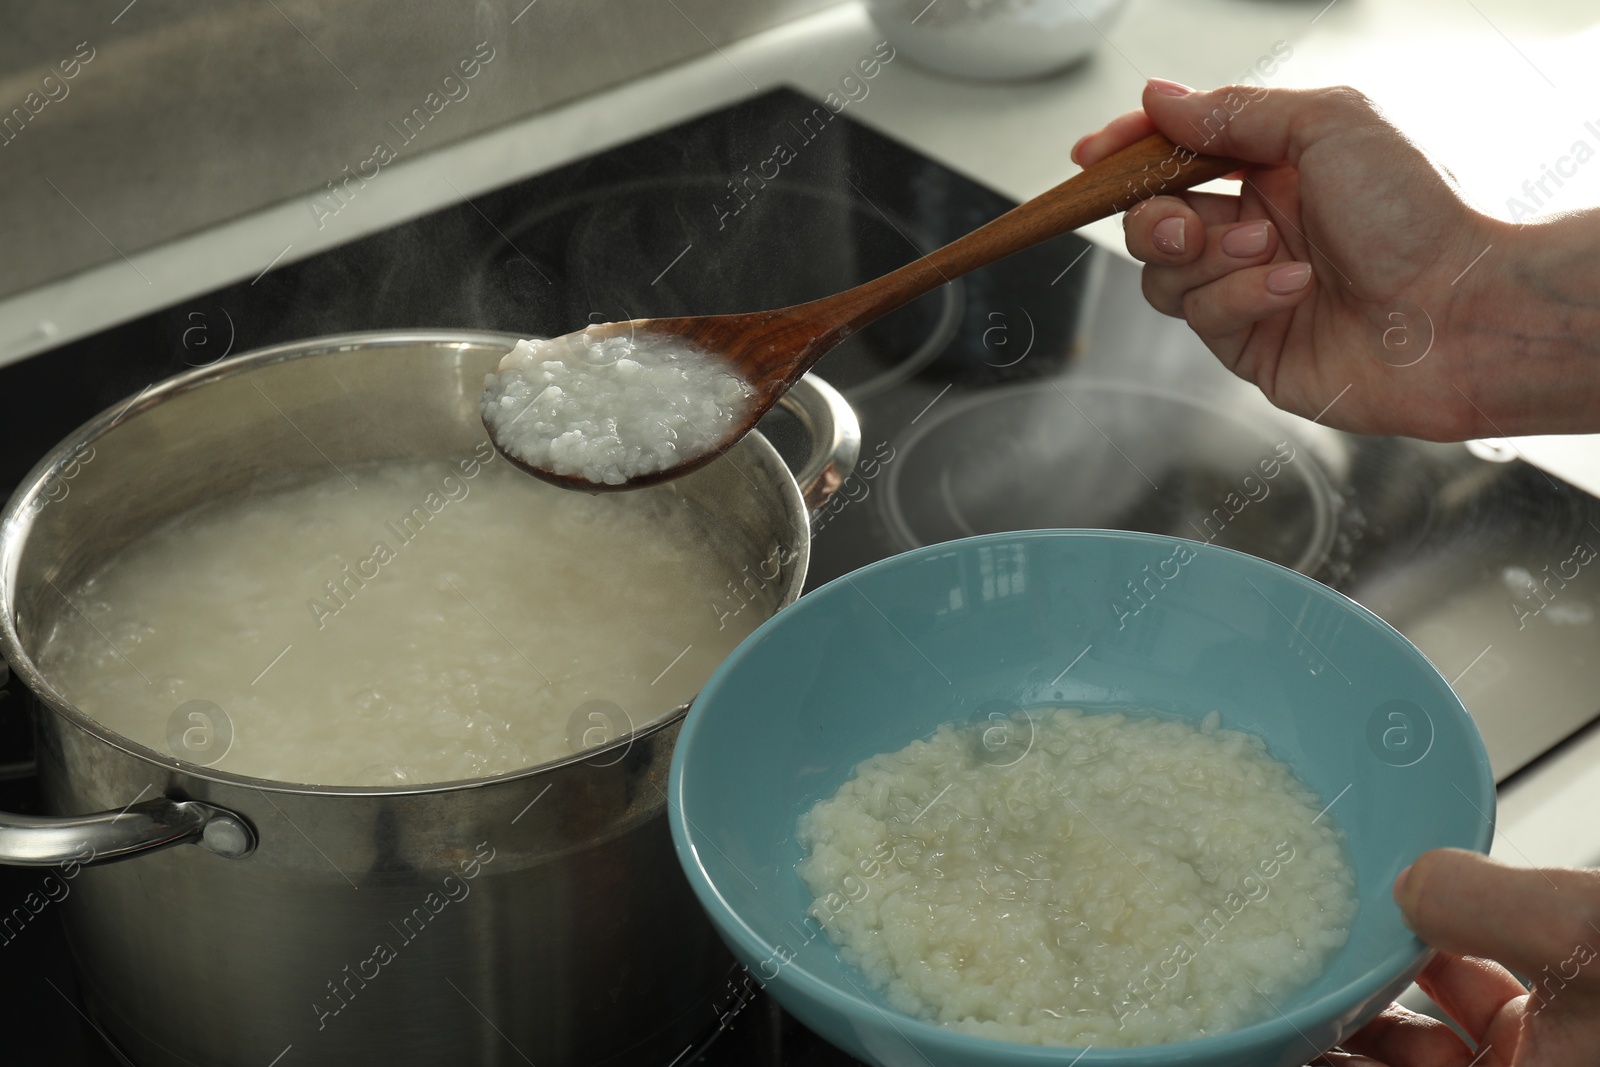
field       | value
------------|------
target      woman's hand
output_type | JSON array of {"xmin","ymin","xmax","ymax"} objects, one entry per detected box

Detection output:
[
  {"xmin": 1073, "ymin": 81, "xmax": 1600, "ymax": 440},
  {"xmin": 1316, "ymin": 848, "xmax": 1600, "ymax": 1065}
]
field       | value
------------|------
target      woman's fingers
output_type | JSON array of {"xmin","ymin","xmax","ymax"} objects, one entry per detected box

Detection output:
[
  {"xmin": 1172, "ymin": 190, "xmax": 1249, "ymax": 229},
  {"xmin": 1399, "ymin": 850, "xmax": 1600, "ymax": 981},
  {"xmin": 1178, "ymin": 260, "xmax": 1314, "ymax": 350},
  {"xmin": 1137, "ymin": 219, "xmax": 1281, "ymax": 316},
  {"xmin": 1080, "ymin": 80, "xmax": 1391, "ymax": 174},
  {"xmin": 1122, "ymin": 192, "xmax": 1246, "ymax": 262},
  {"xmin": 1413, "ymin": 953, "xmax": 1530, "ymax": 1042},
  {"xmin": 1139, "ymin": 80, "xmax": 1387, "ymax": 167},
  {"xmin": 1071, "ymin": 108, "xmax": 1157, "ymax": 167},
  {"xmin": 1338, "ymin": 1004, "xmax": 1482, "ymax": 1066},
  {"xmin": 1309, "ymin": 1052, "xmax": 1388, "ymax": 1067},
  {"xmin": 1123, "ymin": 197, "xmax": 1206, "ymax": 264},
  {"xmin": 1328, "ymin": 902, "xmax": 1548, "ymax": 1067}
]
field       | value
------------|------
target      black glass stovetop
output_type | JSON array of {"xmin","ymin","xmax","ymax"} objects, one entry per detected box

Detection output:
[
  {"xmin": 6, "ymin": 84, "xmax": 1600, "ymax": 1065},
  {"xmin": 0, "ymin": 86, "xmax": 1090, "ymax": 1067}
]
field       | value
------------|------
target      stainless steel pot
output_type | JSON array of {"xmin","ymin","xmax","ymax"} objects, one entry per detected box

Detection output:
[{"xmin": 0, "ymin": 331, "xmax": 859, "ymax": 1067}]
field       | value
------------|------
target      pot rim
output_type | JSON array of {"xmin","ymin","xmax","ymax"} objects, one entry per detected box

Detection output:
[{"xmin": 0, "ymin": 329, "xmax": 813, "ymax": 798}]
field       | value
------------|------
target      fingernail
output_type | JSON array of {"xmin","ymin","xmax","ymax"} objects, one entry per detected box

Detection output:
[
  {"xmin": 1266, "ymin": 262, "xmax": 1312, "ymax": 294},
  {"xmin": 1221, "ymin": 220, "xmax": 1270, "ymax": 258},
  {"xmin": 1148, "ymin": 77, "xmax": 1194, "ymax": 97},
  {"xmin": 1070, "ymin": 133, "xmax": 1090, "ymax": 166},
  {"xmin": 1151, "ymin": 216, "xmax": 1185, "ymax": 255},
  {"xmin": 1393, "ymin": 864, "xmax": 1412, "ymax": 900}
]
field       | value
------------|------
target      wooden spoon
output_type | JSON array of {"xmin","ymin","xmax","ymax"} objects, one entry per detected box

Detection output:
[{"xmin": 487, "ymin": 133, "xmax": 1242, "ymax": 491}]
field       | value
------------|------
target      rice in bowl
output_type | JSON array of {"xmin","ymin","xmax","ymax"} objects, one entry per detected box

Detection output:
[{"xmin": 797, "ymin": 707, "xmax": 1357, "ymax": 1048}]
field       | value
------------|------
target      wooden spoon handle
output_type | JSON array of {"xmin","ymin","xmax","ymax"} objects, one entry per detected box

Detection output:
[{"xmin": 822, "ymin": 133, "xmax": 1244, "ymax": 334}]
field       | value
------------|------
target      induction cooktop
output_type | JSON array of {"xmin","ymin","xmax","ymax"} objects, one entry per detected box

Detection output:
[{"xmin": 3, "ymin": 85, "xmax": 1598, "ymax": 1066}]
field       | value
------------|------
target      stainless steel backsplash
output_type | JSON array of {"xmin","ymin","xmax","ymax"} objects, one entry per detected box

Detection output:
[{"xmin": 0, "ymin": 0, "xmax": 835, "ymax": 300}]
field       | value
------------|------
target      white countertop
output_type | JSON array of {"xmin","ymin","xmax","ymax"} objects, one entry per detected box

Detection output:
[
  {"xmin": 4, "ymin": 0, "xmax": 1599, "ymax": 867},
  {"xmin": 10, "ymin": 0, "xmax": 1600, "ymax": 371}
]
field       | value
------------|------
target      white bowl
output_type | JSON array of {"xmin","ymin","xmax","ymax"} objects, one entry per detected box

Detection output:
[{"xmin": 867, "ymin": 0, "xmax": 1129, "ymax": 81}]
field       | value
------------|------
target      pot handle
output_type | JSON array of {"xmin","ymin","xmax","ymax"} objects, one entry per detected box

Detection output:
[
  {"xmin": 0, "ymin": 656, "xmax": 31, "ymax": 781},
  {"xmin": 775, "ymin": 374, "xmax": 861, "ymax": 512},
  {"xmin": 0, "ymin": 654, "xmax": 255, "ymax": 866},
  {"xmin": 0, "ymin": 796, "xmax": 256, "ymax": 867}
]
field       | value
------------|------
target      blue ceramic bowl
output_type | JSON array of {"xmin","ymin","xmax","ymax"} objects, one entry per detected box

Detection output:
[{"xmin": 669, "ymin": 530, "xmax": 1495, "ymax": 1067}]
